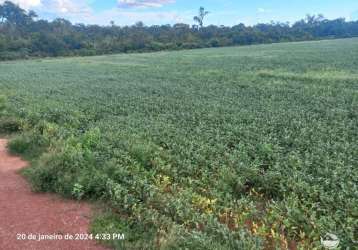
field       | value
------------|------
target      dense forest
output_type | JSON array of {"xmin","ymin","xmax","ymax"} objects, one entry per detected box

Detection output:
[{"xmin": 1, "ymin": 1, "xmax": 358, "ymax": 60}]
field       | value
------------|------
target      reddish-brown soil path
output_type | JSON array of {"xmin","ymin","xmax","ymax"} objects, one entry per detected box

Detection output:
[{"xmin": 0, "ymin": 139, "xmax": 107, "ymax": 250}]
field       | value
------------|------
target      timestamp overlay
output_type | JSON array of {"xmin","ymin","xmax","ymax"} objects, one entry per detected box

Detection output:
[{"xmin": 16, "ymin": 233, "xmax": 125, "ymax": 242}]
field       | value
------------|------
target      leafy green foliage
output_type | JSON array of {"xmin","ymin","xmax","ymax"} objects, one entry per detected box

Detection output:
[
  {"xmin": 193, "ymin": 7, "xmax": 209, "ymax": 28},
  {"xmin": 0, "ymin": 95, "xmax": 23, "ymax": 134},
  {"xmin": 0, "ymin": 117, "xmax": 22, "ymax": 133},
  {"xmin": 0, "ymin": 39, "xmax": 357, "ymax": 249},
  {"xmin": 1, "ymin": 2, "xmax": 358, "ymax": 60},
  {"xmin": 0, "ymin": 95, "xmax": 5, "ymax": 114}
]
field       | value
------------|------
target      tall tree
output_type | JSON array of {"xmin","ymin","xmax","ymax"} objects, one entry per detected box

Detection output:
[
  {"xmin": 0, "ymin": 1, "xmax": 28, "ymax": 26},
  {"xmin": 194, "ymin": 7, "xmax": 209, "ymax": 28}
]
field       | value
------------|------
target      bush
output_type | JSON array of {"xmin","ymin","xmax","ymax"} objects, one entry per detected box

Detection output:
[
  {"xmin": 0, "ymin": 50, "xmax": 29, "ymax": 60},
  {"xmin": 0, "ymin": 96, "xmax": 23, "ymax": 134},
  {"xmin": 0, "ymin": 95, "xmax": 6, "ymax": 114},
  {"xmin": 22, "ymin": 128, "xmax": 108, "ymax": 198},
  {"xmin": 8, "ymin": 134, "xmax": 32, "ymax": 154},
  {"xmin": 8, "ymin": 128, "xmax": 51, "ymax": 157},
  {"xmin": 0, "ymin": 117, "xmax": 22, "ymax": 133}
]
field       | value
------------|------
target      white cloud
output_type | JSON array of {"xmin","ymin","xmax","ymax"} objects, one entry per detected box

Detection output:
[
  {"xmin": 118, "ymin": 0, "xmax": 175, "ymax": 9},
  {"xmin": 40, "ymin": 0, "xmax": 91, "ymax": 14},
  {"xmin": 0, "ymin": 0, "xmax": 41, "ymax": 9},
  {"xmin": 0, "ymin": 0, "xmax": 91, "ymax": 14},
  {"xmin": 1, "ymin": 0, "xmax": 182, "ymax": 25}
]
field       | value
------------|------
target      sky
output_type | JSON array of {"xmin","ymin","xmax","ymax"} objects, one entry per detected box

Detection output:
[{"xmin": 1, "ymin": 0, "xmax": 358, "ymax": 26}]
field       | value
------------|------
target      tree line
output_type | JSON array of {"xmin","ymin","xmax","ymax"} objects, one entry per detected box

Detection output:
[{"xmin": 1, "ymin": 1, "xmax": 358, "ymax": 60}]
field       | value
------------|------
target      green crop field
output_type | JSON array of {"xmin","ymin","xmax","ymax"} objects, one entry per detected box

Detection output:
[{"xmin": 0, "ymin": 38, "xmax": 357, "ymax": 249}]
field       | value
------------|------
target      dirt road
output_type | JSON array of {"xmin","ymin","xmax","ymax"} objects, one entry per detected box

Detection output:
[{"xmin": 0, "ymin": 139, "xmax": 107, "ymax": 250}]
